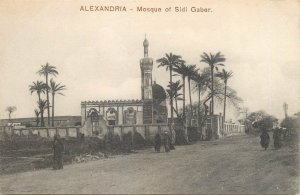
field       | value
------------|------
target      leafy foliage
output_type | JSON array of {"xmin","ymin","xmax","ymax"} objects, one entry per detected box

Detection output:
[
  {"xmin": 200, "ymin": 52, "xmax": 226, "ymax": 114},
  {"xmin": 248, "ymin": 110, "xmax": 278, "ymax": 131},
  {"xmin": 280, "ymin": 116, "xmax": 299, "ymax": 130},
  {"xmin": 156, "ymin": 53, "xmax": 184, "ymax": 71},
  {"xmin": 29, "ymin": 80, "xmax": 48, "ymax": 101},
  {"xmin": 49, "ymin": 78, "xmax": 66, "ymax": 126},
  {"xmin": 6, "ymin": 106, "xmax": 17, "ymax": 120},
  {"xmin": 157, "ymin": 53, "xmax": 184, "ymax": 123},
  {"xmin": 37, "ymin": 63, "xmax": 58, "ymax": 78},
  {"xmin": 37, "ymin": 62, "xmax": 59, "ymax": 125},
  {"xmin": 37, "ymin": 100, "xmax": 48, "ymax": 127}
]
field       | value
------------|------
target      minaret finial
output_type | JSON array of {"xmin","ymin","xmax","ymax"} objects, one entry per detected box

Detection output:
[{"xmin": 143, "ymin": 34, "xmax": 149, "ymax": 57}]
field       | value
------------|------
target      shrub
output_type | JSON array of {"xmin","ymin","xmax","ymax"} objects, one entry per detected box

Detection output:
[{"xmin": 132, "ymin": 132, "xmax": 145, "ymax": 149}]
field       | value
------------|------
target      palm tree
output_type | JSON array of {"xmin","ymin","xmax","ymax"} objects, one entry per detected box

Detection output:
[
  {"xmin": 37, "ymin": 63, "xmax": 59, "ymax": 126},
  {"xmin": 200, "ymin": 52, "xmax": 226, "ymax": 115},
  {"xmin": 173, "ymin": 62, "xmax": 189, "ymax": 120},
  {"xmin": 29, "ymin": 80, "xmax": 48, "ymax": 102},
  {"xmin": 6, "ymin": 106, "xmax": 17, "ymax": 123},
  {"xmin": 215, "ymin": 69, "xmax": 233, "ymax": 122},
  {"xmin": 186, "ymin": 65, "xmax": 198, "ymax": 116},
  {"xmin": 38, "ymin": 100, "xmax": 48, "ymax": 127},
  {"xmin": 192, "ymin": 70, "xmax": 210, "ymax": 120},
  {"xmin": 198, "ymin": 75, "xmax": 242, "ymax": 134},
  {"xmin": 49, "ymin": 78, "xmax": 66, "ymax": 126},
  {"xmin": 157, "ymin": 53, "xmax": 184, "ymax": 124},
  {"xmin": 34, "ymin": 109, "xmax": 40, "ymax": 126},
  {"xmin": 167, "ymin": 81, "xmax": 183, "ymax": 115}
]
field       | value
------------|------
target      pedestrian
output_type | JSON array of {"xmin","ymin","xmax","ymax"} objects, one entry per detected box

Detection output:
[
  {"xmin": 273, "ymin": 126, "xmax": 282, "ymax": 149},
  {"xmin": 170, "ymin": 123, "xmax": 176, "ymax": 150},
  {"xmin": 123, "ymin": 132, "xmax": 133, "ymax": 153},
  {"xmin": 260, "ymin": 129, "xmax": 270, "ymax": 150},
  {"xmin": 53, "ymin": 134, "xmax": 64, "ymax": 170},
  {"xmin": 163, "ymin": 131, "xmax": 170, "ymax": 152},
  {"xmin": 154, "ymin": 133, "xmax": 161, "ymax": 152}
]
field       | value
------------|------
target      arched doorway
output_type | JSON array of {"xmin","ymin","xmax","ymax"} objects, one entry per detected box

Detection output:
[{"xmin": 88, "ymin": 108, "xmax": 100, "ymax": 135}]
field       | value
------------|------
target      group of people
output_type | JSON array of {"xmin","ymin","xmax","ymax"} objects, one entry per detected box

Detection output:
[
  {"xmin": 154, "ymin": 131, "xmax": 174, "ymax": 153},
  {"xmin": 260, "ymin": 126, "xmax": 283, "ymax": 150}
]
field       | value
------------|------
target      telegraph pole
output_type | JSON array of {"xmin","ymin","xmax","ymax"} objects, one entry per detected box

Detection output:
[{"xmin": 283, "ymin": 102, "xmax": 288, "ymax": 119}]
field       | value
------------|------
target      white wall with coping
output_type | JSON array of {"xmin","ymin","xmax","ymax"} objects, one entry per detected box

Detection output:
[
  {"xmin": 0, "ymin": 126, "xmax": 80, "ymax": 140},
  {"xmin": 0, "ymin": 123, "xmax": 171, "ymax": 142}
]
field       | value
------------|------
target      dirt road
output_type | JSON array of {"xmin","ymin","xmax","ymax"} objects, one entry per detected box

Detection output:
[{"xmin": 0, "ymin": 134, "xmax": 298, "ymax": 194}]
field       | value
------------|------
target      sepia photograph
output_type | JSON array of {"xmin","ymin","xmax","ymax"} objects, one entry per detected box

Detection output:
[{"xmin": 0, "ymin": 0, "xmax": 299, "ymax": 194}]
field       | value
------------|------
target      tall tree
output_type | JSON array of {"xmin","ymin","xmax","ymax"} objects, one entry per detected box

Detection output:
[
  {"xmin": 49, "ymin": 79, "xmax": 66, "ymax": 127},
  {"xmin": 192, "ymin": 70, "xmax": 210, "ymax": 126},
  {"xmin": 199, "ymin": 77, "xmax": 242, "ymax": 133},
  {"xmin": 167, "ymin": 81, "xmax": 183, "ymax": 115},
  {"xmin": 213, "ymin": 84, "xmax": 243, "ymax": 117},
  {"xmin": 215, "ymin": 69, "xmax": 233, "ymax": 122},
  {"xmin": 6, "ymin": 106, "xmax": 17, "ymax": 122},
  {"xmin": 200, "ymin": 52, "xmax": 226, "ymax": 115},
  {"xmin": 34, "ymin": 109, "xmax": 40, "ymax": 127},
  {"xmin": 38, "ymin": 100, "xmax": 48, "ymax": 127},
  {"xmin": 173, "ymin": 62, "xmax": 189, "ymax": 121},
  {"xmin": 186, "ymin": 65, "xmax": 198, "ymax": 116},
  {"xmin": 37, "ymin": 63, "xmax": 58, "ymax": 126},
  {"xmin": 29, "ymin": 80, "xmax": 48, "ymax": 102},
  {"xmin": 283, "ymin": 102, "xmax": 288, "ymax": 119},
  {"xmin": 157, "ymin": 53, "xmax": 184, "ymax": 124}
]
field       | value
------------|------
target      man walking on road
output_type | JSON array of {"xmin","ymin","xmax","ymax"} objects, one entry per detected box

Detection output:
[
  {"xmin": 53, "ymin": 134, "xmax": 64, "ymax": 170},
  {"xmin": 154, "ymin": 133, "xmax": 161, "ymax": 152},
  {"xmin": 163, "ymin": 131, "xmax": 171, "ymax": 152},
  {"xmin": 260, "ymin": 129, "xmax": 270, "ymax": 150}
]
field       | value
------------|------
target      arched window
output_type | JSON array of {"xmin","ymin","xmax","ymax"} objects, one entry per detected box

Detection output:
[
  {"xmin": 124, "ymin": 107, "xmax": 136, "ymax": 125},
  {"xmin": 106, "ymin": 108, "xmax": 117, "ymax": 126},
  {"xmin": 87, "ymin": 108, "xmax": 100, "ymax": 135}
]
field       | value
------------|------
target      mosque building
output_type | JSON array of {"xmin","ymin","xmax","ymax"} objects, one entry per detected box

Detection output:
[{"xmin": 80, "ymin": 37, "xmax": 169, "ymax": 136}]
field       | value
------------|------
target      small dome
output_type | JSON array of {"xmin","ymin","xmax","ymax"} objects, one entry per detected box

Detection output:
[
  {"xmin": 152, "ymin": 82, "xmax": 166, "ymax": 100},
  {"xmin": 143, "ymin": 38, "xmax": 149, "ymax": 47}
]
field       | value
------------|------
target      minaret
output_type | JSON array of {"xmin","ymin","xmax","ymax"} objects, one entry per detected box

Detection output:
[
  {"xmin": 140, "ymin": 35, "xmax": 153, "ymax": 124},
  {"xmin": 140, "ymin": 35, "xmax": 153, "ymax": 100}
]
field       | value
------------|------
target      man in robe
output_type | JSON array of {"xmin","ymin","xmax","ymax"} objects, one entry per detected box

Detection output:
[
  {"xmin": 53, "ymin": 134, "xmax": 64, "ymax": 170},
  {"xmin": 154, "ymin": 133, "xmax": 161, "ymax": 152},
  {"xmin": 163, "ymin": 131, "xmax": 171, "ymax": 152}
]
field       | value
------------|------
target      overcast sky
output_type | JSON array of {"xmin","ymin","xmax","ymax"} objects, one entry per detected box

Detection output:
[{"xmin": 0, "ymin": 0, "xmax": 299, "ymax": 121}]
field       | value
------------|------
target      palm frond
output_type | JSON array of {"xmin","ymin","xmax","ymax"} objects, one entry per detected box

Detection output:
[
  {"xmin": 37, "ymin": 63, "xmax": 59, "ymax": 77},
  {"xmin": 50, "ymin": 78, "xmax": 66, "ymax": 95}
]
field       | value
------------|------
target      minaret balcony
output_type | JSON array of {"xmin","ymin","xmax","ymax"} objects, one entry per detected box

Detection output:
[{"xmin": 140, "ymin": 58, "xmax": 153, "ymax": 64}]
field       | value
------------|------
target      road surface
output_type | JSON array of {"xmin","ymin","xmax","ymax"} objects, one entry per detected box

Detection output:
[{"xmin": 0, "ymin": 134, "xmax": 298, "ymax": 194}]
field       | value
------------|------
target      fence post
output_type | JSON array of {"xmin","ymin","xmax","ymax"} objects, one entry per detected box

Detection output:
[
  {"xmin": 76, "ymin": 127, "xmax": 80, "ymax": 138},
  {"xmin": 46, "ymin": 128, "xmax": 50, "ymax": 137},
  {"xmin": 11, "ymin": 128, "xmax": 15, "ymax": 140},
  {"xmin": 66, "ymin": 128, "xmax": 69, "ymax": 137},
  {"xmin": 131, "ymin": 126, "xmax": 135, "ymax": 149},
  {"xmin": 120, "ymin": 126, "xmax": 123, "ymax": 141}
]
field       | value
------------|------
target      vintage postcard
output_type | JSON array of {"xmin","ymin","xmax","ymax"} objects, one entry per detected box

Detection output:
[{"xmin": 0, "ymin": 0, "xmax": 299, "ymax": 194}]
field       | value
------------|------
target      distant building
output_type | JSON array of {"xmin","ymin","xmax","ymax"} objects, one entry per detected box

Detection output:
[{"xmin": 0, "ymin": 116, "xmax": 81, "ymax": 127}]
